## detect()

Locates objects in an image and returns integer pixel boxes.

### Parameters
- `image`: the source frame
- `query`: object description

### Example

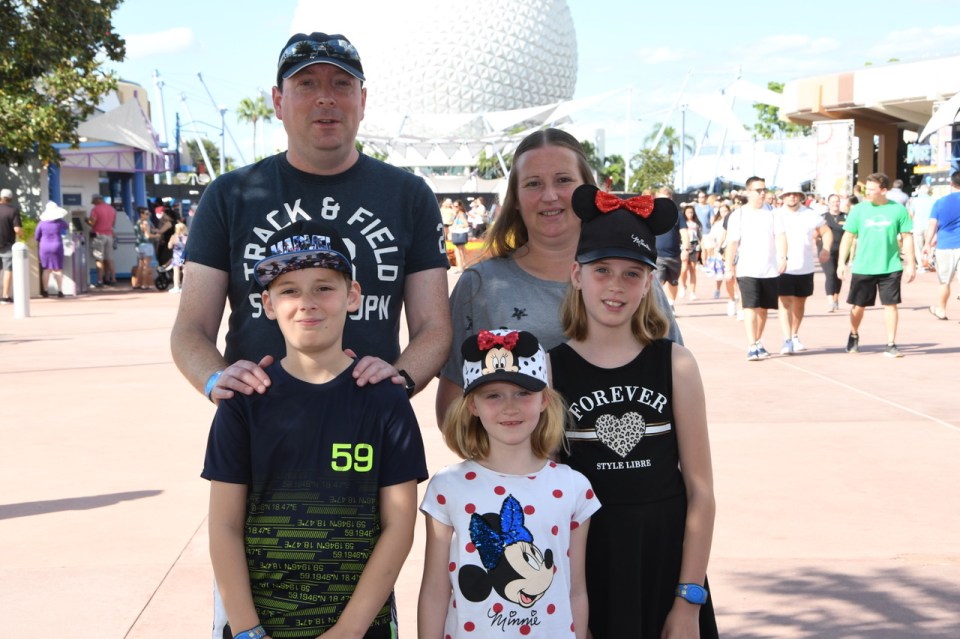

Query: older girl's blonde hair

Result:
[442,386,568,460]
[560,263,669,344]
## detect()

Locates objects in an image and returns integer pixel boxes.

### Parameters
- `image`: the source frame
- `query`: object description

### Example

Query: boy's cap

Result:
[0,188,13,199]
[461,329,547,395]
[254,219,353,287]
[573,184,679,269]
[277,32,365,87]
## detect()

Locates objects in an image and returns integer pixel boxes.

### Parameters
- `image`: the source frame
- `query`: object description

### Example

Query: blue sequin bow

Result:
[468,495,533,570]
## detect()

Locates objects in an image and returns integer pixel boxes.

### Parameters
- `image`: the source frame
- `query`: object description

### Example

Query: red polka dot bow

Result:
[477,329,519,351]
[595,190,654,218]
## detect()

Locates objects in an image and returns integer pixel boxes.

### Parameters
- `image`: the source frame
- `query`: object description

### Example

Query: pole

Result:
[680,104,687,193]
[219,106,227,176]
[179,94,217,180]
[12,242,30,318]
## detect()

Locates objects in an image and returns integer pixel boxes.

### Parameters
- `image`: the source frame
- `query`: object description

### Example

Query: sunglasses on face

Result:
[278,39,361,68]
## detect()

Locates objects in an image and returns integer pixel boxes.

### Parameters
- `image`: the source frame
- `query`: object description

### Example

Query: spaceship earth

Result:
[290,0,578,114]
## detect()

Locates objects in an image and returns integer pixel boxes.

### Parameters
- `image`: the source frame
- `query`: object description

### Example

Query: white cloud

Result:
[124,28,196,59]
[869,24,960,60]
[636,47,694,65]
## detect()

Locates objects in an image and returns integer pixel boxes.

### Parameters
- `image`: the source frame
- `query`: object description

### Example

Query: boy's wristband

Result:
[233,625,266,639]
[204,370,224,402]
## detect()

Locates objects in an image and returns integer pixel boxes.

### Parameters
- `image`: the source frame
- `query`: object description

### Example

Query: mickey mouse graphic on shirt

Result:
[458,494,555,607]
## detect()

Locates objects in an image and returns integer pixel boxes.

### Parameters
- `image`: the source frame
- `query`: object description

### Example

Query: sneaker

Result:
[168,287,182,294]
[726,300,737,317]
[688,292,697,301]
[713,290,721,299]
[747,346,760,361]
[780,339,794,355]
[677,287,686,299]
[827,300,839,313]
[56,291,65,298]
[845,333,859,353]
[791,336,807,352]
[91,282,103,289]
[755,343,771,359]
[0,297,11,304]
[884,343,904,358]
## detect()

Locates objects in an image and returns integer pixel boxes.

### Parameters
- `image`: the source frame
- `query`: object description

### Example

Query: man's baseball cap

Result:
[780,185,805,196]
[253,219,353,288]
[276,32,365,87]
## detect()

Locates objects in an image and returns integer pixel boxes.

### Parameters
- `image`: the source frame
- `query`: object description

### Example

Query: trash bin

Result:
[62,217,89,296]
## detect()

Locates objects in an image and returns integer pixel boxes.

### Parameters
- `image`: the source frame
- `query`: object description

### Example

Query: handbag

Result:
[451,231,469,246]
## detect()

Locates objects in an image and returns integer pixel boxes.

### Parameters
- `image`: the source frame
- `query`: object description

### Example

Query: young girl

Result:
[550,185,718,639]
[166,221,188,293]
[419,328,600,639]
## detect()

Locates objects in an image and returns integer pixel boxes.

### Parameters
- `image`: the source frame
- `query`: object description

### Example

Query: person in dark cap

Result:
[172,32,451,639]
[173,32,450,407]
[550,184,719,639]
[204,218,427,639]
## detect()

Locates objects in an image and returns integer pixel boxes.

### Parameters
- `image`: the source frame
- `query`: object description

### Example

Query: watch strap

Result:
[398,368,416,397]
[204,370,223,402]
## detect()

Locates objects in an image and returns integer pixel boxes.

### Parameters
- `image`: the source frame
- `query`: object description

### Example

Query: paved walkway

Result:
[1,268,957,638]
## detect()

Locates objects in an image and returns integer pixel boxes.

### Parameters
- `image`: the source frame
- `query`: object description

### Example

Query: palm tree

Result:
[236,95,274,160]
[643,124,696,159]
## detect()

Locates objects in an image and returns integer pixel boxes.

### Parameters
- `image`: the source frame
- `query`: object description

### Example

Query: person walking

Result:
[0,188,23,303]
[922,170,960,321]
[87,194,116,287]
[838,172,915,357]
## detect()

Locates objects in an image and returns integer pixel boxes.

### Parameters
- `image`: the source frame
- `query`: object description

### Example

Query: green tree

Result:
[0,0,125,165]
[236,94,273,161]
[578,140,605,176]
[475,148,507,179]
[602,154,626,191]
[185,138,234,175]
[628,148,674,193]
[356,140,388,162]
[749,81,810,140]
[643,124,695,160]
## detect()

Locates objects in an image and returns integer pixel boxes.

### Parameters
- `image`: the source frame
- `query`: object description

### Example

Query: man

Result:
[909,184,936,270]
[86,194,117,287]
[776,186,833,354]
[724,176,787,360]
[172,31,450,400]
[653,185,688,310]
[171,32,451,639]
[838,172,915,357]
[923,170,960,320]
[694,190,714,234]
[0,188,23,304]
[886,179,910,206]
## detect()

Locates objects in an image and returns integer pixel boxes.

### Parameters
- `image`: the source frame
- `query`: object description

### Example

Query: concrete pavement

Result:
[1,267,957,637]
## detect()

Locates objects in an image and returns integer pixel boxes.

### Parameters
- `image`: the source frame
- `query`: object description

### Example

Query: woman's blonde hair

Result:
[560,263,669,343]
[442,386,568,460]
[484,128,596,258]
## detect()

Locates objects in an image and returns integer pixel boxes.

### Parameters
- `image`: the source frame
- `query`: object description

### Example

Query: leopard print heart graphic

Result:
[595,412,646,458]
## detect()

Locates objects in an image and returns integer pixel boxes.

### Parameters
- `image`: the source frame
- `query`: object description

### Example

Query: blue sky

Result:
[107,0,960,163]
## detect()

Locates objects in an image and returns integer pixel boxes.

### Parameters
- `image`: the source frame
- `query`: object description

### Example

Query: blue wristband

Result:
[204,370,223,402]
[233,625,266,639]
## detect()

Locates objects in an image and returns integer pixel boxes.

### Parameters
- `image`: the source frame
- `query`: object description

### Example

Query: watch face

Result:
[679,584,708,604]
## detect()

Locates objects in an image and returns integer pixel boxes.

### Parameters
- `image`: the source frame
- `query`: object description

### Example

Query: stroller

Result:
[154,260,174,291]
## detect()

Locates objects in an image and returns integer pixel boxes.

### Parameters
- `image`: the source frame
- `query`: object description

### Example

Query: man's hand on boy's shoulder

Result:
[347,350,405,389]
[209,355,274,404]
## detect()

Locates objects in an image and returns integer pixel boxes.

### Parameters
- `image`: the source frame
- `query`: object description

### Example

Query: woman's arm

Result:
[208,481,263,635]
[663,344,716,638]
[417,514,454,639]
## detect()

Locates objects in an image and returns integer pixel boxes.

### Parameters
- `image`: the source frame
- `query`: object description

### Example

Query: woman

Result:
[434,128,683,424]
[132,207,156,290]
[822,193,851,312]
[35,202,69,298]
[448,200,471,273]
[679,204,702,300]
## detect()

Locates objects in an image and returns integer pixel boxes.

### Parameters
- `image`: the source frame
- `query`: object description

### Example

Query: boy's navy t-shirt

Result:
[202,360,427,638]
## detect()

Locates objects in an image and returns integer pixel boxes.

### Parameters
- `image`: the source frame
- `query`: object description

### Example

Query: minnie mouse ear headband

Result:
[461,329,548,395]
[572,184,679,268]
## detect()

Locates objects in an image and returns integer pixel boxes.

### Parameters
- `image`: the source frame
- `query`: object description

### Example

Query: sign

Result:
[813,119,855,197]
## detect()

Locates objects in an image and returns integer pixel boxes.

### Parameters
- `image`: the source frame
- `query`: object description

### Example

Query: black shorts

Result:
[737,276,779,309]
[778,272,815,297]
[656,256,681,285]
[847,271,903,307]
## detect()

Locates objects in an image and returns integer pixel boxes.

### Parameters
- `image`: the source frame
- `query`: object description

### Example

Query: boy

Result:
[202,219,427,639]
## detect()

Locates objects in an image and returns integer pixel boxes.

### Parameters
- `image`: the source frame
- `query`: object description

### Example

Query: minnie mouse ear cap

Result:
[461,329,548,395]
[572,184,679,268]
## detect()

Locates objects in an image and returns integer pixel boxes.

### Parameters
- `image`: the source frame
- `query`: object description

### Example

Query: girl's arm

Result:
[326,480,419,638]
[417,514,454,639]
[664,344,716,638]
[568,518,591,639]
[208,481,265,636]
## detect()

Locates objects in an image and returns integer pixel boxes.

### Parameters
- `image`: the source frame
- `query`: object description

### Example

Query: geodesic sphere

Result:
[291,0,578,113]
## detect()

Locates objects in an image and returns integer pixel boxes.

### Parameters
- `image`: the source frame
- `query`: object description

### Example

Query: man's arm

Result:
[209,481,262,636]
[328,480,418,638]
[352,267,451,396]
[837,231,855,279]
[170,262,272,402]
[776,232,788,273]
[816,223,833,264]
[924,218,939,252]
[900,232,916,283]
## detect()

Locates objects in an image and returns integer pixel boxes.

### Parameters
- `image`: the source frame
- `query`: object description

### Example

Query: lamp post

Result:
[218,105,227,177]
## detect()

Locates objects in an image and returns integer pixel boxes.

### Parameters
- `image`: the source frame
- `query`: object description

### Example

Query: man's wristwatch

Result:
[398,369,416,398]
[676,583,709,605]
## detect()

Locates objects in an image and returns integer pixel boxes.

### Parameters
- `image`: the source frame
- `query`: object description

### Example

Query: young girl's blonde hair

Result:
[559,264,669,344]
[442,385,568,460]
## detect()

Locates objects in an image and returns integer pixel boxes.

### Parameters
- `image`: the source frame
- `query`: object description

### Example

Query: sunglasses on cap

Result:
[278,38,361,68]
